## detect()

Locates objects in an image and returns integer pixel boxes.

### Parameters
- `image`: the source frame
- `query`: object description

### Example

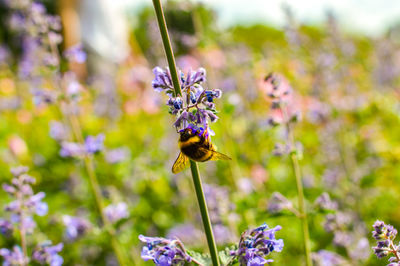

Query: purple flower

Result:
[84,134,105,154]
[152,67,174,93]
[59,142,85,157]
[32,241,64,266]
[213,224,235,245]
[231,223,284,265]
[139,235,193,265]
[314,192,338,211]
[267,192,293,213]
[2,167,48,234]
[312,250,347,266]
[62,72,82,100]
[166,224,203,246]
[152,66,222,132]
[0,219,13,235]
[372,221,400,263]
[104,202,129,224]
[10,166,29,177]
[0,246,29,266]
[62,215,91,240]
[63,44,86,63]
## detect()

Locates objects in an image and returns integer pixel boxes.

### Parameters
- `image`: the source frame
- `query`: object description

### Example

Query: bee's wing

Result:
[172,152,189,174]
[210,151,232,161]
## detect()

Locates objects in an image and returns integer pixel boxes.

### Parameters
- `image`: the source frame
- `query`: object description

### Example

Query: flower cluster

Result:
[32,241,64,266]
[5,0,62,78]
[267,192,294,214]
[2,166,48,234]
[139,235,193,265]
[262,73,300,126]
[0,166,64,266]
[152,67,222,131]
[0,246,28,266]
[231,223,284,265]
[372,220,400,264]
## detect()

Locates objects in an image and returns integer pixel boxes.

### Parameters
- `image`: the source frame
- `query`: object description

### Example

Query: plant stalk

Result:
[281,105,312,266]
[151,1,220,264]
[190,161,220,266]
[152,0,182,97]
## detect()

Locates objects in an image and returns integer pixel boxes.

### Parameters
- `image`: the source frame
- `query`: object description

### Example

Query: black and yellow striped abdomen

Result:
[178,134,215,162]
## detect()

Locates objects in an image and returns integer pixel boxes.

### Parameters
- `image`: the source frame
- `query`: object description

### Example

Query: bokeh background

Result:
[1,0,400,265]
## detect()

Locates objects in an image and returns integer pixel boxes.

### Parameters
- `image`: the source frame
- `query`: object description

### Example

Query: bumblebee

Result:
[172,125,231,173]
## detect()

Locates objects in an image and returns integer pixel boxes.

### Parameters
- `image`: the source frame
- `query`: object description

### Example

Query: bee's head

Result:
[179,127,196,141]
[179,124,204,141]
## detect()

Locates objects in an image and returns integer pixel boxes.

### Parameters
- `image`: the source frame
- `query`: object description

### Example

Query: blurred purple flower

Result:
[139,235,193,265]
[0,246,29,266]
[0,219,13,236]
[262,73,301,126]
[312,250,347,266]
[2,167,48,234]
[104,202,129,224]
[231,223,284,265]
[204,184,231,224]
[32,241,64,266]
[167,224,203,246]
[314,192,338,211]
[213,224,235,245]
[59,142,85,158]
[267,192,293,213]
[62,215,91,240]
[84,134,105,154]
[63,44,86,63]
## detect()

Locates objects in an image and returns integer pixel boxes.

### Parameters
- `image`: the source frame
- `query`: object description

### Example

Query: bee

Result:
[172,125,231,173]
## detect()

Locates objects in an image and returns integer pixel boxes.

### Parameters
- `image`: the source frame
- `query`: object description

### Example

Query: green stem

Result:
[190,161,220,266]
[152,0,182,97]
[290,153,312,266]
[151,0,220,265]
[281,106,312,266]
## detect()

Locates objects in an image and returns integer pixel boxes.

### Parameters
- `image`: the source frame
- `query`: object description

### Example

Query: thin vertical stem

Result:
[151,1,220,264]
[152,0,182,97]
[190,161,220,266]
[281,105,312,266]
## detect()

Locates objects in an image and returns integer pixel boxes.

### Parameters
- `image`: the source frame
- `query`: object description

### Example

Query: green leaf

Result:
[218,245,238,266]
[187,250,212,266]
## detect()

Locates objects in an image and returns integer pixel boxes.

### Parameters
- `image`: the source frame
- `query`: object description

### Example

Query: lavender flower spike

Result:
[152,66,223,131]
[32,241,64,266]
[231,223,284,265]
[139,235,193,265]
[372,220,400,263]
[0,246,29,266]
